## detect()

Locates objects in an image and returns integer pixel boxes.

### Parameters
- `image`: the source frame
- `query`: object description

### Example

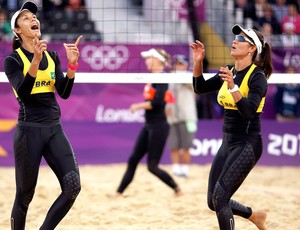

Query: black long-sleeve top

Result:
[4,46,74,125]
[193,64,268,134]
[145,83,168,124]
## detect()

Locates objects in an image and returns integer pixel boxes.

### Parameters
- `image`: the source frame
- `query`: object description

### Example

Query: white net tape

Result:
[0,72,298,84]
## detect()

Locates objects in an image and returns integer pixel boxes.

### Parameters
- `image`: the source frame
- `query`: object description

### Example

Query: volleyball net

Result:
[0,72,298,84]
[1,1,300,83]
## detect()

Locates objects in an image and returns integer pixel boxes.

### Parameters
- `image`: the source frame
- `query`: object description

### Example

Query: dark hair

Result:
[12,36,22,50]
[252,29,273,79]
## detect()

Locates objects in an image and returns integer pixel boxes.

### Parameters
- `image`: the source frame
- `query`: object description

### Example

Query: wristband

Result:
[68,63,78,71]
[228,84,239,93]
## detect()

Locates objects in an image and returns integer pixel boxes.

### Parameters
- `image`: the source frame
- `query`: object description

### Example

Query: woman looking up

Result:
[190,24,273,230]
[4,1,82,229]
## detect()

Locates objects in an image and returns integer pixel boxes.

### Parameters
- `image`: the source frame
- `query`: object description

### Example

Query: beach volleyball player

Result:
[4,1,82,229]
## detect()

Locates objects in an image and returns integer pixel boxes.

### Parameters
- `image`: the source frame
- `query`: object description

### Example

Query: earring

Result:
[248,52,251,56]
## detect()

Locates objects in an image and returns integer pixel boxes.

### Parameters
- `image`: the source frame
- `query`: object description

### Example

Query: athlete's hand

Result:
[64,35,83,66]
[190,40,205,64]
[219,66,235,89]
[129,103,138,113]
[33,33,47,62]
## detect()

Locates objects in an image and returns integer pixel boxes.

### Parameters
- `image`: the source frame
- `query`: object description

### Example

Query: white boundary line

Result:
[0,72,299,84]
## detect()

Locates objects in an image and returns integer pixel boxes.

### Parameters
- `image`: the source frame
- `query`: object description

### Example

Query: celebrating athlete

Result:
[4,1,82,229]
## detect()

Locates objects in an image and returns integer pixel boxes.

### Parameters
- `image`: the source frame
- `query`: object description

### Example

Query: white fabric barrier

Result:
[0,72,299,84]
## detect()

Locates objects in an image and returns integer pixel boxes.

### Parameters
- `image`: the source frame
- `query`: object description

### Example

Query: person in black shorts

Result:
[4,2,82,229]
[112,48,182,198]
[190,24,273,230]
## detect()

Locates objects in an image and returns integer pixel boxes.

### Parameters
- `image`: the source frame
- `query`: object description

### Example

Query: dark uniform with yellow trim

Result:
[4,46,80,230]
[193,63,267,228]
[117,83,180,194]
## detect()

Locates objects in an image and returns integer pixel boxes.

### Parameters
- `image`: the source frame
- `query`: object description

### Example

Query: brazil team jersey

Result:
[4,46,74,124]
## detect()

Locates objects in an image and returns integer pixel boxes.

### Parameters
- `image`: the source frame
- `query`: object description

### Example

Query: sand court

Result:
[0,164,299,229]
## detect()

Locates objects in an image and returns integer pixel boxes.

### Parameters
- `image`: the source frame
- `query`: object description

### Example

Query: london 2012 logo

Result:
[81,45,130,71]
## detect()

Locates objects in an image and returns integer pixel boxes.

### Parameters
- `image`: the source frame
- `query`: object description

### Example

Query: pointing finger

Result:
[75,35,83,46]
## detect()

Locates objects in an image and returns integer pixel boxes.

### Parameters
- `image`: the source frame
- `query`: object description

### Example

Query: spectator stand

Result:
[40,5,102,42]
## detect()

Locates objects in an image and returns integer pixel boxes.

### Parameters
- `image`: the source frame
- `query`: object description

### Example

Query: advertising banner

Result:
[0,42,189,73]
[1,42,298,73]
[272,47,300,72]
[1,82,299,167]
[1,119,300,167]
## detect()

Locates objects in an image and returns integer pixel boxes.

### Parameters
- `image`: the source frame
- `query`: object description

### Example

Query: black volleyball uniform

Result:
[193,64,267,230]
[117,83,179,193]
[4,46,81,230]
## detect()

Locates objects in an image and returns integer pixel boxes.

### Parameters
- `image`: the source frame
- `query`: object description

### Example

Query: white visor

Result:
[232,24,262,55]
[141,48,166,63]
[11,1,37,37]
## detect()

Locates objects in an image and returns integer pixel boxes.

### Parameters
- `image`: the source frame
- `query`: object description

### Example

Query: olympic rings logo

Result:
[81,45,130,70]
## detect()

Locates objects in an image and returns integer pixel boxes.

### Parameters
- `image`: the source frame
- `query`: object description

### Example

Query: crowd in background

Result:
[233,0,300,48]
[0,0,85,12]
[0,0,87,41]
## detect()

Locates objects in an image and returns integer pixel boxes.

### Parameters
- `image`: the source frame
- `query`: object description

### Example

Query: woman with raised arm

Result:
[190,24,273,230]
[4,1,82,229]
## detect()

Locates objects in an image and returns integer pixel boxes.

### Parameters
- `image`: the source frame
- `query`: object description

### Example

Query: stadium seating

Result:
[41,9,102,42]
